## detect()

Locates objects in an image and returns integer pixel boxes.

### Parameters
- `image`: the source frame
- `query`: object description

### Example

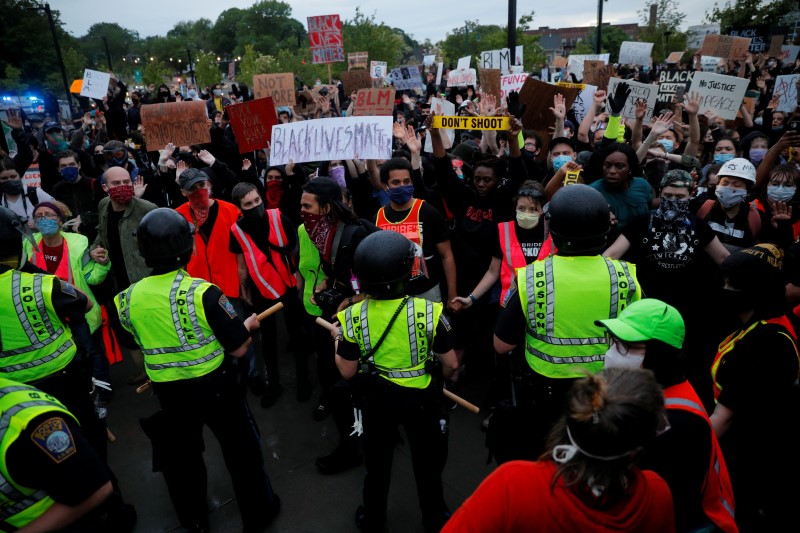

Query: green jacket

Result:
[92,196,156,289]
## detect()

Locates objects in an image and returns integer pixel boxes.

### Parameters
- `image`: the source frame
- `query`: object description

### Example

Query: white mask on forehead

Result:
[603,343,644,369]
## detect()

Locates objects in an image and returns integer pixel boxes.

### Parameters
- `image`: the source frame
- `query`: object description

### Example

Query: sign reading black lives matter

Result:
[688,71,748,120]
[657,70,694,105]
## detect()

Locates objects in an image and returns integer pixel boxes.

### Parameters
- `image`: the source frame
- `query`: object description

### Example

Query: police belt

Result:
[359,361,427,379]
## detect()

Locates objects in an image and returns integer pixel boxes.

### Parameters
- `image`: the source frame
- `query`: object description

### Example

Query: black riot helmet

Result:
[353,230,415,298]
[546,184,610,256]
[136,208,194,270]
[0,206,37,268]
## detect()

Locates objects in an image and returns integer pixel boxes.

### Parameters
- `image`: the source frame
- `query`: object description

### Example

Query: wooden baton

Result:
[107,428,117,443]
[315,316,479,414]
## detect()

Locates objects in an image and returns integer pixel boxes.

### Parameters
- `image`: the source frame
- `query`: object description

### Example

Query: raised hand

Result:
[507,91,526,119]
[242,159,252,171]
[482,93,497,116]
[197,149,216,166]
[650,111,675,136]
[684,91,701,115]
[550,93,566,119]
[634,99,647,120]
[593,89,607,108]
[404,125,421,154]
[608,82,631,115]
[133,174,148,198]
[393,121,406,140]
[508,115,523,136]
[2,109,23,130]
[771,201,792,228]
[175,160,187,182]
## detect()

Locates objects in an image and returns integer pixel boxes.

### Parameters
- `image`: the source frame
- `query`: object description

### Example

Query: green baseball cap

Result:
[595,299,685,349]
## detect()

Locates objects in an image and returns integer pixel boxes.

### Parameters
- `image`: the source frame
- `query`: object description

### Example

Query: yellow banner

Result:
[432,116,510,130]
[556,82,586,90]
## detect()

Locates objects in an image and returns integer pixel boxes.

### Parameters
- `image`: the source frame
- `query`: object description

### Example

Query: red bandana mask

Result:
[188,188,210,227]
[301,211,337,264]
[266,181,284,209]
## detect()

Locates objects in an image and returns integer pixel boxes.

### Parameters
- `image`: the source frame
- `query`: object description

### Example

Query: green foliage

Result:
[0,65,28,94]
[705,0,796,30]
[142,60,170,88]
[583,26,632,62]
[194,52,222,90]
[342,9,408,73]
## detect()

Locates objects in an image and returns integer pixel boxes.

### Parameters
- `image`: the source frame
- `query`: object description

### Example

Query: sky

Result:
[50,0,720,45]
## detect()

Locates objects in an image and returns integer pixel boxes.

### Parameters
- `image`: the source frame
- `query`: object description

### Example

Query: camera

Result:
[316,288,344,309]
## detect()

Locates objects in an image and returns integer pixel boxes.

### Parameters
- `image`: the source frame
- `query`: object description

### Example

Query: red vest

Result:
[663,381,738,533]
[230,208,296,300]
[176,200,241,298]
[29,238,73,284]
[497,221,554,303]
[376,199,425,279]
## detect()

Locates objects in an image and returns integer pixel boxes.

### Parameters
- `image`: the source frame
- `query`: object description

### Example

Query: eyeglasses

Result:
[34,213,60,221]
[605,333,645,355]
[517,187,544,199]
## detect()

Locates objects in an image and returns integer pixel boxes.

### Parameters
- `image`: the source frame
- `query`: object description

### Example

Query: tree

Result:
[194,52,221,90]
[142,59,170,88]
[79,23,141,70]
[167,19,214,52]
[705,0,796,30]
[583,26,632,63]
[637,0,688,62]
[342,9,409,72]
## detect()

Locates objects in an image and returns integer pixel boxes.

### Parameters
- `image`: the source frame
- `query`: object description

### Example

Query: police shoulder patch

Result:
[31,417,77,463]
[59,280,78,298]
[218,295,237,319]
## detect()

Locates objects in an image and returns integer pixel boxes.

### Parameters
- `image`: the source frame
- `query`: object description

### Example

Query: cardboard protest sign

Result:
[79,69,111,100]
[688,71,749,120]
[447,68,477,87]
[141,100,210,151]
[353,88,395,116]
[769,35,785,57]
[370,61,388,80]
[666,51,684,64]
[424,97,456,153]
[308,14,344,64]
[687,23,721,49]
[738,90,758,119]
[457,56,471,71]
[618,42,654,65]
[774,75,800,113]
[270,116,392,165]
[583,62,615,92]
[341,70,373,94]
[700,34,751,60]
[436,62,444,86]
[253,73,296,106]
[552,56,568,69]
[517,77,582,131]
[480,48,512,75]
[432,116,510,130]
[479,69,501,101]
[568,54,609,80]
[782,45,800,63]
[728,25,769,54]
[348,52,368,70]
[657,70,694,105]
[226,97,278,153]
[390,66,423,91]
[501,73,528,100]
[701,56,724,72]
[571,84,597,124]
[606,78,658,122]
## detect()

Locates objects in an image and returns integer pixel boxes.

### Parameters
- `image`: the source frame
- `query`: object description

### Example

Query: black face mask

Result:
[94,154,106,167]
[0,180,24,195]
[243,203,265,221]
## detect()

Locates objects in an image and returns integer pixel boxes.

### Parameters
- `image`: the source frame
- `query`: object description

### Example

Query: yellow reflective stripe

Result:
[604,257,621,318]
[380,369,427,378]
[526,343,604,364]
[146,347,224,370]
[0,340,73,374]
[407,299,418,366]
[619,261,636,307]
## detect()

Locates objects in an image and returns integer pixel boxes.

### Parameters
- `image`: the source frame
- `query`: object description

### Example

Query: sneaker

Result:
[312,399,328,421]
[260,384,283,408]
[315,448,362,475]
[296,380,312,402]
[126,371,148,386]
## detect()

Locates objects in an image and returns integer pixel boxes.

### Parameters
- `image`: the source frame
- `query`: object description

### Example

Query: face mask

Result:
[655,197,690,223]
[159,91,169,97]
[188,90,197,98]
[243,203,265,221]
[213,89,222,97]
[749,148,767,164]
[131,98,139,105]
[523,149,537,158]
[329,166,346,187]
[266,181,283,209]
[767,185,797,202]
[715,186,747,208]
[187,187,210,208]
[713,153,735,165]
[60,166,80,183]
[45,132,68,153]
[516,210,540,229]
[552,154,572,172]
[657,139,674,153]
[603,343,645,370]
[0,180,24,196]
[388,184,415,205]
[35,217,60,237]
[94,154,106,167]
[109,155,128,167]
[107,184,134,205]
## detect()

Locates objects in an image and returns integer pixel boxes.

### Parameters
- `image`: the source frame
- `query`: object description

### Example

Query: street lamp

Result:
[596,0,608,55]
[25,2,73,114]
[664,31,673,62]
[507,0,517,52]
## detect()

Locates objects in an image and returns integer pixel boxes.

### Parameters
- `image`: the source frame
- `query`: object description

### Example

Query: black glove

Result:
[507,91,526,120]
[608,82,631,115]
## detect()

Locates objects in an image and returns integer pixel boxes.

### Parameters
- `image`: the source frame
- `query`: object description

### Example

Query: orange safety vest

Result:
[176,200,241,298]
[711,315,799,401]
[663,381,738,533]
[230,208,296,301]
[29,238,73,285]
[497,221,554,303]
[376,199,425,279]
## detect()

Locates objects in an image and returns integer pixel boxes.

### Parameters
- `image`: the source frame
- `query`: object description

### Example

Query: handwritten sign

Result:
[657,70,694,105]
[479,69,501,102]
[688,71,748,120]
[447,68,477,88]
[701,56,725,72]
[457,56,471,71]
[424,97,456,152]
[141,100,210,151]
[666,51,684,64]
[432,116,510,130]
[354,88,395,116]
[348,52,368,70]
[270,116,393,165]
[79,69,111,100]
[700,34,751,60]
[584,62,615,92]
[571,84,597,124]
[253,73,295,106]
[606,78,658,122]
[774,75,800,113]
[390,66,424,91]
[618,42,654,66]
[687,23,720,49]
[341,70,373,94]
[370,61,388,81]
[480,48,511,75]
[501,73,528,99]
[782,45,800,63]
[517,77,582,132]
[729,25,769,54]
[308,14,344,64]
[226,97,278,153]
[568,54,609,80]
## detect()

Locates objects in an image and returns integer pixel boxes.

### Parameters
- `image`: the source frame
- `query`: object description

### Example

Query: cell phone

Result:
[789,120,800,132]
[675,86,685,103]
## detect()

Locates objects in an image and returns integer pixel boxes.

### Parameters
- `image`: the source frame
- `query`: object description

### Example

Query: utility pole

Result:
[101,36,113,71]
[27,3,74,114]
[187,49,195,85]
[596,0,605,54]
[507,0,517,53]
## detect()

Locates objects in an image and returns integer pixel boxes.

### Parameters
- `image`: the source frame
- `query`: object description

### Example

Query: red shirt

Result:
[443,461,675,533]
[41,241,64,275]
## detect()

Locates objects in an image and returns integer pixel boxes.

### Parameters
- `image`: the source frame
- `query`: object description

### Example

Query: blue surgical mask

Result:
[767,185,797,202]
[713,153,735,165]
[715,186,747,208]
[749,148,767,165]
[657,139,674,153]
[388,184,414,205]
[35,218,60,237]
[552,154,572,172]
[60,166,80,183]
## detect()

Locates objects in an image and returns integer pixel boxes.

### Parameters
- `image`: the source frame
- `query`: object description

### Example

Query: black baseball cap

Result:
[178,168,211,191]
[43,121,62,132]
[548,136,576,153]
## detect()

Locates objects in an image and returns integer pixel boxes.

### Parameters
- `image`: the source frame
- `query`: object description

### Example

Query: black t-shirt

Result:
[378,201,450,295]
[491,222,546,263]
[197,200,220,243]
[494,285,527,346]
[106,208,130,289]
[7,412,110,507]
[338,312,454,361]
[201,284,250,352]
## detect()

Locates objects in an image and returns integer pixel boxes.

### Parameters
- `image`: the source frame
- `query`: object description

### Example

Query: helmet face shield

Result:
[0,207,39,265]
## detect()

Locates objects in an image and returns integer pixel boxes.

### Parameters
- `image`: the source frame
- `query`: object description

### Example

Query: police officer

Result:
[334,230,458,532]
[115,208,280,533]
[492,184,642,462]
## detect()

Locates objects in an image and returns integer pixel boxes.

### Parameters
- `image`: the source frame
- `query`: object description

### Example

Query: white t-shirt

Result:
[1,186,55,223]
